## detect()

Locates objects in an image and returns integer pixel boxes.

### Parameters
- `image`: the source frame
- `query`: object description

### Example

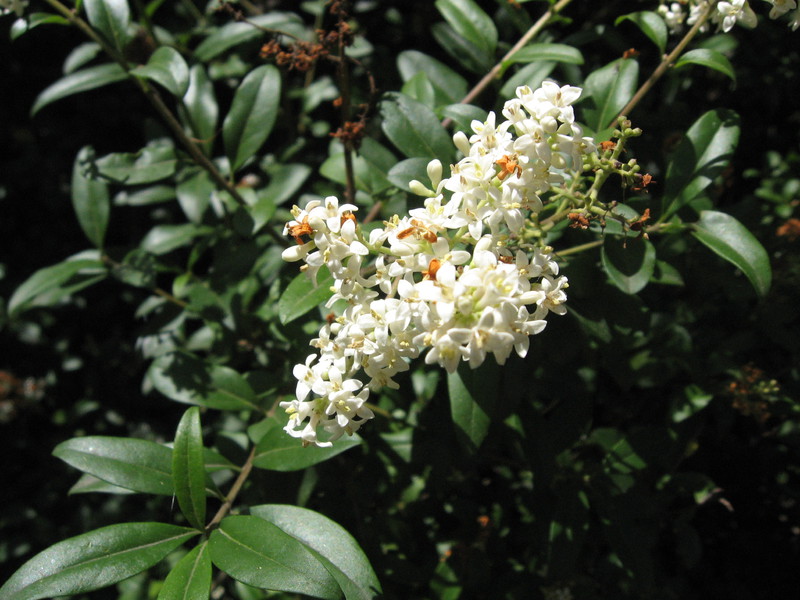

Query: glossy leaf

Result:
[31,63,127,115]
[63,42,102,74]
[173,407,207,530]
[380,92,453,160]
[582,58,639,134]
[181,65,218,157]
[148,352,259,411]
[441,103,488,136]
[401,72,436,107]
[223,64,281,172]
[253,418,361,471]
[503,43,584,68]
[674,48,736,83]
[84,0,130,52]
[397,50,468,105]
[132,46,190,97]
[435,0,497,56]
[94,143,178,185]
[208,516,341,599]
[261,163,312,206]
[601,238,657,294]
[53,436,174,495]
[615,11,668,54]
[278,267,335,325]
[250,505,382,599]
[691,210,771,296]
[71,146,110,248]
[176,169,213,224]
[140,223,214,255]
[7,253,107,318]
[158,542,211,600]
[387,157,431,193]
[500,61,556,99]
[431,22,493,74]
[447,362,500,452]
[194,12,303,62]
[0,523,197,600]
[10,12,68,40]
[662,109,740,217]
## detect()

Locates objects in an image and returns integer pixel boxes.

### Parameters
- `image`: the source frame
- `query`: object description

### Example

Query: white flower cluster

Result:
[279,82,595,446]
[658,0,799,33]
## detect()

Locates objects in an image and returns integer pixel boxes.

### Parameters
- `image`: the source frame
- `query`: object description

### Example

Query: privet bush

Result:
[1,0,799,598]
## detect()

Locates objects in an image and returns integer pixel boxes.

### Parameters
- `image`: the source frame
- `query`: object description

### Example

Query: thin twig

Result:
[206,445,257,532]
[441,0,574,128]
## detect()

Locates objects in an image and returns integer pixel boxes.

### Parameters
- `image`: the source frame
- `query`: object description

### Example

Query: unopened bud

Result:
[427,159,443,188]
[453,131,471,156]
[409,179,434,197]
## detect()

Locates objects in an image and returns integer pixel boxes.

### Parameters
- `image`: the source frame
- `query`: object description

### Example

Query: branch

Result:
[206,445,257,532]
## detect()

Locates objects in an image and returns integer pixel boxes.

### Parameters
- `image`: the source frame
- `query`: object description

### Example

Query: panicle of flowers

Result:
[279,82,597,446]
[658,0,798,32]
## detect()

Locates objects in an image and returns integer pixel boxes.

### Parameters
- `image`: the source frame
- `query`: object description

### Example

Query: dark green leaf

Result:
[447,362,500,452]
[132,46,190,97]
[435,0,497,56]
[615,11,668,54]
[194,13,303,62]
[158,543,211,600]
[672,385,714,423]
[250,505,382,599]
[278,267,335,325]
[503,43,584,69]
[84,0,130,52]
[223,65,281,172]
[148,352,259,411]
[380,92,453,160]
[397,50,468,105]
[253,418,361,471]
[662,109,740,217]
[262,163,312,206]
[440,104,488,136]
[401,72,436,108]
[31,63,127,115]
[500,61,556,99]
[208,516,341,599]
[181,65,217,157]
[431,22,493,74]
[114,185,175,206]
[68,474,135,495]
[72,146,110,248]
[0,523,197,600]
[674,48,736,83]
[176,169,213,223]
[7,253,107,318]
[601,238,656,294]
[10,13,68,41]
[53,436,173,495]
[387,157,430,193]
[140,223,214,255]
[582,59,639,133]
[63,42,102,74]
[173,407,207,530]
[691,210,771,296]
[92,143,177,186]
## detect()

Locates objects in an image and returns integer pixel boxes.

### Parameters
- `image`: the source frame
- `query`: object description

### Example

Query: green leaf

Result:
[499,61,556,99]
[84,0,130,52]
[503,43,584,69]
[223,64,281,172]
[447,362,500,453]
[68,473,136,495]
[208,516,341,599]
[397,50,468,105]
[431,22,493,74]
[10,13,68,41]
[253,418,361,471]
[672,385,714,423]
[662,109,740,217]
[250,505,382,599]
[176,169,213,224]
[674,48,736,83]
[31,63,128,115]
[435,0,497,56]
[601,238,656,294]
[582,58,639,133]
[7,253,107,318]
[158,543,211,600]
[0,523,197,600]
[94,143,178,185]
[148,352,259,411]
[194,12,303,62]
[262,163,312,206]
[53,436,174,495]
[691,210,771,296]
[278,267,335,325]
[63,42,102,74]
[380,92,453,160]
[72,146,110,248]
[173,407,207,530]
[615,11,668,54]
[386,157,431,193]
[181,65,218,157]
[401,72,436,108]
[140,223,214,255]
[440,104,488,136]
[132,46,190,97]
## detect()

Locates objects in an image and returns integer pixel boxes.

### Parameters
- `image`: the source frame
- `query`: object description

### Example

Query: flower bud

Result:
[453,131,471,156]
[426,159,443,188]
[409,179,434,197]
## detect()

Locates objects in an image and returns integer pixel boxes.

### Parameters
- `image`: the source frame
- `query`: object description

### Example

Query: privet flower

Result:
[280,82,597,446]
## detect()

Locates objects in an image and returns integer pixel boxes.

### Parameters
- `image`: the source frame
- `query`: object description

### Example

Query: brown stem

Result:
[206,445,257,532]
[441,0,574,128]
[613,3,715,125]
